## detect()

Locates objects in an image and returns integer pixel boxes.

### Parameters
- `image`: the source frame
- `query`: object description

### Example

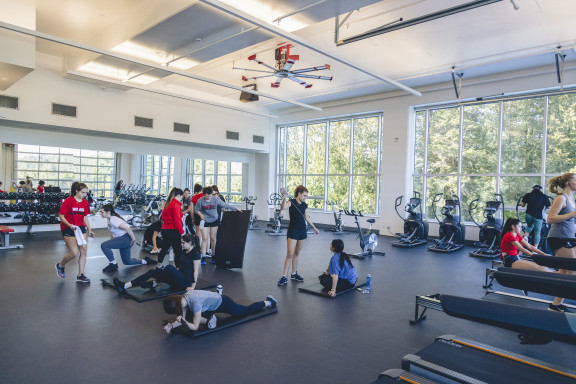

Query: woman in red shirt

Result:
[36,180,45,193]
[157,188,185,267]
[500,218,550,268]
[55,182,94,283]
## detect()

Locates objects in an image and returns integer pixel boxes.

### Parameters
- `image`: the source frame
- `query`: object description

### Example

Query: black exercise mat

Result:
[298,282,366,298]
[167,306,278,338]
[101,277,217,302]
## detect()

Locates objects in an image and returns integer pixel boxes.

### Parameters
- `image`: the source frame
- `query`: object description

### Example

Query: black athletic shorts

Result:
[62,225,86,237]
[204,219,220,228]
[503,255,520,268]
[547,237,576,251]
[194,212,202,226]
[287,229,307,240]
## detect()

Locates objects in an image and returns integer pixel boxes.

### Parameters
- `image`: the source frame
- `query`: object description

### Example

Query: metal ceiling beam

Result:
[337,0,502,46]
[0,20,321,112]
[200,0,422,97]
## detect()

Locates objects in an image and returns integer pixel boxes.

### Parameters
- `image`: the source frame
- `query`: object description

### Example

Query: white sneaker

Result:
[168,252,174,262]
[207,314,217,329]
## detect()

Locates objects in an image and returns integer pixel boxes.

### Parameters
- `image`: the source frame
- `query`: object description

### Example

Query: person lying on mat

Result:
[113,233,201,294]
[162,290,277,334]
[319,239,358,297]
[500,218,569,312]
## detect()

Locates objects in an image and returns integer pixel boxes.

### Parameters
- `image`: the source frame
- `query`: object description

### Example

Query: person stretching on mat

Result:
[546,172,576,312]
[100,204,157,272]
[195,186,241,264]
[156,188,185,267]
[500,217,567,312]
[277,185,319,286]
[143,219,164,254]
[55,182,94,283]
[162,290,277,334]
[319,239,358,297]
[114,233,202,294]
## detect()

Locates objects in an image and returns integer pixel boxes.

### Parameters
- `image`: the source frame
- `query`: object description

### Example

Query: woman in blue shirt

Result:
[319,239,358,297]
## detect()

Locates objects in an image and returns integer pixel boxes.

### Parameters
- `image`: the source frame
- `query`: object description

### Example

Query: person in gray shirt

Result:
[194,186,242,263]
[162,290,277,333]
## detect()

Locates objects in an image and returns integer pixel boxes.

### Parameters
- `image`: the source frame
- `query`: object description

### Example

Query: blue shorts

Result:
[503,255,520,268]
[287,229,307,241]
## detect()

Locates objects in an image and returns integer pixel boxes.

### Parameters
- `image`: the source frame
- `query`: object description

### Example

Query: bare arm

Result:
[304,208,319,234]
[59,213,74,229]
[280,197,291,211]
[328,274,339,298]
[547,195,576,223]
[152,231,160,251]
[118,222,136,242]
[83,215,94,236]
[186,260,201,292]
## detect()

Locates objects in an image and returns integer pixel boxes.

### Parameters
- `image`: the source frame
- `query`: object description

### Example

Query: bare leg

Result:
[61,236,80,267]
[200,228,210,256]
[550,247,576,305]
[291,239,305,274]
[283,238,305,276]
[210,226,218,255]
[77,234,88,275]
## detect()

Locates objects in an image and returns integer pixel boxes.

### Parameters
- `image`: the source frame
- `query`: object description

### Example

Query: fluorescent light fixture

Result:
[77,62,127,81]
[220,0,309,31]
[112,41,200,70]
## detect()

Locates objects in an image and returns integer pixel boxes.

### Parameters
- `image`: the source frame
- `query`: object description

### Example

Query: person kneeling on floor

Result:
[319,239,358,297]
[114,233,201,293]
[162,289,277,334]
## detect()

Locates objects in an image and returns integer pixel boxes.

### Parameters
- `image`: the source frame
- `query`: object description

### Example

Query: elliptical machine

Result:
[324,200,349,234]
[344,210,385,259]
[391,191,429,248]
[428,193,466,253]
[468,194,504,258]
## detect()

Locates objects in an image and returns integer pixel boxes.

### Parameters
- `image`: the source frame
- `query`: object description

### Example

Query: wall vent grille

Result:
[253,135,264,144]
[135,116,153,128]
[52,103,77,117]
[0,95,19,109]
[174,122,190,133]
[226,131,239,140]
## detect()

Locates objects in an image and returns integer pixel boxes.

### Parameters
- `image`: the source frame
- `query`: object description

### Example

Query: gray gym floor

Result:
[0,225,574,384]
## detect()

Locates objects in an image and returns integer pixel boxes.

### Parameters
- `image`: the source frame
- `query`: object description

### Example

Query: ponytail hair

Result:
[331,239,354,269]
[547,173,575,195]
[182,233,200,249]
[163,295,184,316]
[71,182,88,196]
[101,204,124,221]
[501,218,521,240]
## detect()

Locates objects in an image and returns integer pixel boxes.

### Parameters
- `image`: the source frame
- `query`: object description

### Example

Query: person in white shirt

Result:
[99,204,157,272]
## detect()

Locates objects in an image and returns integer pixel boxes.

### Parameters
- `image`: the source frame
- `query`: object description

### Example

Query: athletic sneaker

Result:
[206,250,212,256]
[55,263,65,278]
[548,303,574,313]
[277,276,288,286]
[291,273,304,282]
[76,274,91,284]
[144,256,158,265]
[113,277,126,293]
[102,263,118,272]
[207,314,217,329]
[201,257,207,265]
[266,295,278,308]
[211,258,216,264]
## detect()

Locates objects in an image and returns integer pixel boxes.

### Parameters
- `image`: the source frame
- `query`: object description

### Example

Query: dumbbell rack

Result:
[0,192,67,234]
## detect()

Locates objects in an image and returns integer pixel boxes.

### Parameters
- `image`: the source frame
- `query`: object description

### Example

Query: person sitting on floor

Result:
[162,290,277,334]
[500,218,569,312]
[319,239,358,297]
[113,233,202,293]
[100,204,157,272]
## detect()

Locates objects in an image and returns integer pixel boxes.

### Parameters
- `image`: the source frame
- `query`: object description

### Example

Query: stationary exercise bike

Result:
[391,191,429,248]
[468,194,504,258]
[428,193,466,253]
[324,200,349,234]
[344,210,385,259]
[265,193,286,236]
[241,196,260,230]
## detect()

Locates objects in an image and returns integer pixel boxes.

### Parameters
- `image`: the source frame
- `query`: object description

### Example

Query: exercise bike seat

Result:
[366,219,376,224]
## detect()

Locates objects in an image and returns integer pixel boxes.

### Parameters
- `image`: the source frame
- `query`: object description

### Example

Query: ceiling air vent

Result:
[226,131,239,140]
[135,116,153,128]
[253,135,264,144]
[52,103,77,117]
[0,95,19,109]
[174,122,190,133]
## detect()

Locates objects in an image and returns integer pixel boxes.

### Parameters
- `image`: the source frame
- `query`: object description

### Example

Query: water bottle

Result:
[217,284,223,295]
[365,274,371,292]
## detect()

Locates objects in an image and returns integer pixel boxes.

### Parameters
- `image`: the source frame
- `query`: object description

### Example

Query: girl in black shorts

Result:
[277,185,319,286]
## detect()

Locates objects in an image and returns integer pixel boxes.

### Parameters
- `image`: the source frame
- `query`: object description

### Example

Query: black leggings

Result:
[158,229,182,266]
[319,274,355,292]
[212,295,265,317]
[130,265,189,290]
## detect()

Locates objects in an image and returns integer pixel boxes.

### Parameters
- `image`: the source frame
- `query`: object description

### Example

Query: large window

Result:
[185,159,243,203]
[15,144,116,198]
[414,93,576,222]
[140,155,174,197]
[277,114,382,214]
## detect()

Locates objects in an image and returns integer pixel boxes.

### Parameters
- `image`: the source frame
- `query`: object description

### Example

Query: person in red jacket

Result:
[157,188,185,267]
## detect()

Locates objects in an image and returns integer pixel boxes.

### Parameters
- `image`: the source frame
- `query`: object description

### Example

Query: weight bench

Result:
[165,306,278,338]
[0,225,23,250]
[298,282,367,298]
[101,277,217,302]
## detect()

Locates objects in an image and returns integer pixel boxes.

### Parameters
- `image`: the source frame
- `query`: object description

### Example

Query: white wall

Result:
[274,63,576,237]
